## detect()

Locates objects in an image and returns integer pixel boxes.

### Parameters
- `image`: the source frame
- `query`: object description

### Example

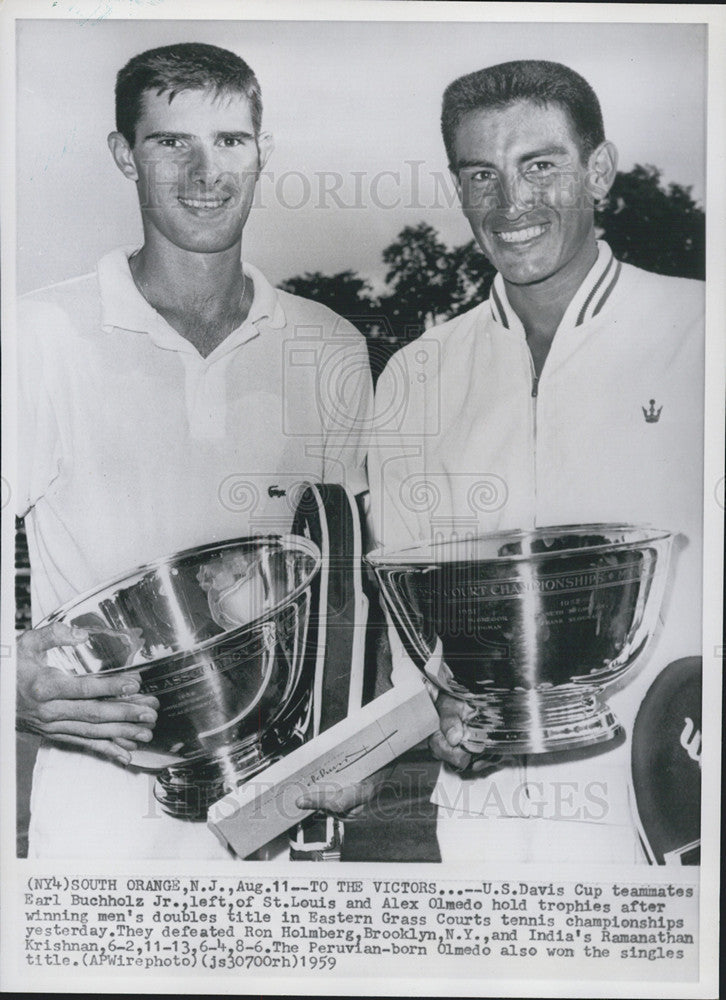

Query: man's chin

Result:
[494,261,553,287]
[475,243,549,285]
[164,231,245,256]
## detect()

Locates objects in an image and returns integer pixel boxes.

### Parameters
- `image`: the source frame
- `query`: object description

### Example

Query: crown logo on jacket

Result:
[642,399,663,423]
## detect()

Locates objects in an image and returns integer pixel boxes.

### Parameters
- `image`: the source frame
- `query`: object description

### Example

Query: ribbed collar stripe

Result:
[575,252,616,326]
[490,283,510,329]
[591,260,622,318]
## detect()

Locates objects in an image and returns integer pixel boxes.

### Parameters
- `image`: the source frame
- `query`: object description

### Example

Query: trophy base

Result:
[461,688,623,755]
[154,733,304,820]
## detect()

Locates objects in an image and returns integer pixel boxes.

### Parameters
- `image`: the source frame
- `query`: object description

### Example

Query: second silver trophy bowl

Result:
[367,524,672,754]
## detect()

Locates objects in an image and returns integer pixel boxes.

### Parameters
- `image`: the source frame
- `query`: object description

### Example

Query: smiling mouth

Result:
[495,224,548,244]
[178,196,230,210]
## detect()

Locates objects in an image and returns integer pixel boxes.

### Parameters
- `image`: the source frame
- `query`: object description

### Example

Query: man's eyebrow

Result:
[457,158,497,171]
[141,130,255,142]
[216,130,256,141]
[457,146,570,170]
[142,131,194,142]
[520,145,570,161]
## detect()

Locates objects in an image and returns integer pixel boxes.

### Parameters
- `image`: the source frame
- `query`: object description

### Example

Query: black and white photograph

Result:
[1,2,723,996]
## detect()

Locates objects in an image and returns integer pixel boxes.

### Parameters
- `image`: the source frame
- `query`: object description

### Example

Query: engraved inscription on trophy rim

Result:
[424,561,645,602]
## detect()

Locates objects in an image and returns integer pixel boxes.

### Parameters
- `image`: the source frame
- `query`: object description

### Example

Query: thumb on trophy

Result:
[429,692,475,770]
[437,692,475,746]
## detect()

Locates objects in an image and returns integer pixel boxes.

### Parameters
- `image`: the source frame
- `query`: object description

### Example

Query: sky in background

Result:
[16,17,707,293]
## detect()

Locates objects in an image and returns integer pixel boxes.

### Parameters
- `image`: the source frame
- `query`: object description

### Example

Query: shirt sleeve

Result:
[16,299,62,517]
[319,321,373,497]
[366,351,429,551]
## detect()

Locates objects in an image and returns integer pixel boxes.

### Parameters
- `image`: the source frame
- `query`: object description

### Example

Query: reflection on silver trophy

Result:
[368,524,673,754]
[40,536,321,818]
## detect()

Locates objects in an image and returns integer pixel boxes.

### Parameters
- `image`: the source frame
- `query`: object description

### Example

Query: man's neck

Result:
[503,242,599,379]
[129,238,251,358]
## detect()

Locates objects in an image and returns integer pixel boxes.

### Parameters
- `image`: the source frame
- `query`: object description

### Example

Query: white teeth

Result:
[179,198,225,209]
[497,225,546,243]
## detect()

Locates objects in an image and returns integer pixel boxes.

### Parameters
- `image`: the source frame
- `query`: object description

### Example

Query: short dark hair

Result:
[442,60,605,168]
[115,42,262,146]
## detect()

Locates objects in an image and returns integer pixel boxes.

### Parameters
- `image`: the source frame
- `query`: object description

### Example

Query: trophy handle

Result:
[289,483,368,860]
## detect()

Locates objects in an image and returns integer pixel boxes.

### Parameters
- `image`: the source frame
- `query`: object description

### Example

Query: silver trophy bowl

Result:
[367,524,673,754]
[40,535,321,817]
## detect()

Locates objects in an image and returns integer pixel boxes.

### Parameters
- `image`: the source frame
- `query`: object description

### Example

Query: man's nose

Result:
[187,143,221,185]
[497,172,536,217]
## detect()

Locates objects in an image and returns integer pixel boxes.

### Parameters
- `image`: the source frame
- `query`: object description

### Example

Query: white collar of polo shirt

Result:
[98,248,287,360]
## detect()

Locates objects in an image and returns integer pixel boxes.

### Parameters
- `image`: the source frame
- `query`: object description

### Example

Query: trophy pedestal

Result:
[462,687,622,755]
[154,735,300,820]
[154,686,313,819]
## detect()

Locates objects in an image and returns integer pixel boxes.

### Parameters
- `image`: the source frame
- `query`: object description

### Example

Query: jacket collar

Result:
[489,241,622,336]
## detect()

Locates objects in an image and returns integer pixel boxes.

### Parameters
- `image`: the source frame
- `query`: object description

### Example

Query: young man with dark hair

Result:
[369,60,703,863]
[440,59,606,166]
[114,42,264,147]
[17,43,373,858]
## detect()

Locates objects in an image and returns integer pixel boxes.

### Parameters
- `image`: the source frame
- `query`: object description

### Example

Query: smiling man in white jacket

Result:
[368,60,703,863]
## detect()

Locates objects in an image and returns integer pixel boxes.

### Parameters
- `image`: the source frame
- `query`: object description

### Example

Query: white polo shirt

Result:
[18,247,373,859]
[369,243,704,862]
[19,248,372,618]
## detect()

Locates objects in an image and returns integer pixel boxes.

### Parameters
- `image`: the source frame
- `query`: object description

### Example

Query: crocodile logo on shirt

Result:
[267,485,286,498]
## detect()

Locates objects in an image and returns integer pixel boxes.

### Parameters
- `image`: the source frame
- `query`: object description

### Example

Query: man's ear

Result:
[257,131,274,173]
[107,132,139,182]
[587,140,618,202]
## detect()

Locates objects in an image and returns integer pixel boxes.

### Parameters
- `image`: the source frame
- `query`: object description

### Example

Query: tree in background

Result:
[278,268,399,380]
[378,224,497,337]
[280,164,704,381]
[279,269,379,328]
[446,239,497,317]
[378,223,458,333]
[595,165,705,279]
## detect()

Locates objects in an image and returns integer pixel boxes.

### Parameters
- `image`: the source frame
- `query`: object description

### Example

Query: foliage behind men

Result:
[281,164,704,380]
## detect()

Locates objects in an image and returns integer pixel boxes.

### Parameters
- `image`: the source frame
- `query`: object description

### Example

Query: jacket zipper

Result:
[524,355,537,794]
[528,356,539,528]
